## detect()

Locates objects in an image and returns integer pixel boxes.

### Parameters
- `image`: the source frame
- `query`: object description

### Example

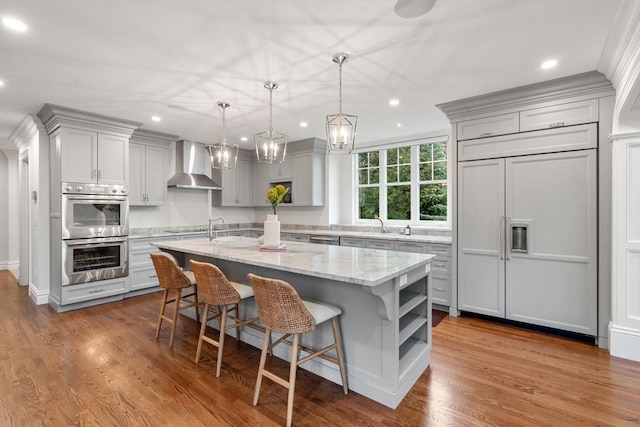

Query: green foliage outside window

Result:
[357,141,448,223]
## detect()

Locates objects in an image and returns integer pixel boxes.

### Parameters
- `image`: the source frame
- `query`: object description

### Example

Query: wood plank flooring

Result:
[1,271,638,426]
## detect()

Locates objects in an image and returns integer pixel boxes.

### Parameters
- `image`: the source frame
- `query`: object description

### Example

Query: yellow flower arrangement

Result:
[266,184,289,215]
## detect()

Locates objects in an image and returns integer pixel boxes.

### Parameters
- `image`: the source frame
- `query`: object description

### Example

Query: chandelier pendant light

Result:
[255,81,287,163]
[326,52,357,154]
[209,102,239,169]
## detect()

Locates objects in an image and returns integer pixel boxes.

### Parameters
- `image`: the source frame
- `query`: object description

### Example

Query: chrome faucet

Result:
[374,215,388,233]
[208,217,225,241]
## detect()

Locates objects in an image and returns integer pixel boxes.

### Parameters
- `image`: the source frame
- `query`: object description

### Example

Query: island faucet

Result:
[374,215,388,233]
[208,217,225,241]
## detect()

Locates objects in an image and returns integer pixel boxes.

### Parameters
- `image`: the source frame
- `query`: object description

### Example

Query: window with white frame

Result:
[356,139,448,224]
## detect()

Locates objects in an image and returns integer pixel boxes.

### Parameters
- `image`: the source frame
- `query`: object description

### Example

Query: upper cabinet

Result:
[280,138,325,207]
[212,149,255,207]
[269,157,293,180]
[457,112,519,141]
[37,104,141,187]
[519,99,599,132]
[129,129,177,206]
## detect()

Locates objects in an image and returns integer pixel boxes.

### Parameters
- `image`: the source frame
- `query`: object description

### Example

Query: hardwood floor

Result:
[1,271,638,426]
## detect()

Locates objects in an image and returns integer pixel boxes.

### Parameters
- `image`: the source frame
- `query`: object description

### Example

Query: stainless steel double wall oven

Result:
[61,183,129,285]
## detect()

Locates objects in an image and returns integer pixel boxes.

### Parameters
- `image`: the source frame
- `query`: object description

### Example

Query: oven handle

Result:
[66,237,128,246]
[63,194,127,202]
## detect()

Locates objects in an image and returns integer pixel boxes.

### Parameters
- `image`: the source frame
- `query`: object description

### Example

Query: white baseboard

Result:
[609,322,640,362]
[29,285,50,305]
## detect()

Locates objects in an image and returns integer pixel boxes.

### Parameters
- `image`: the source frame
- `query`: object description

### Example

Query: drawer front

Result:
[428,243,452,257]
[366,239,395,250]
[457,112,519,141]
[520,99,598,132]
[282,233,310,243]
[131,247,161,267]
[431,274,451,306]
[341,237,366,247]
[394,241,429,253]
[130,267,160,291]
[431,257,450,274]
[62,279,127,304]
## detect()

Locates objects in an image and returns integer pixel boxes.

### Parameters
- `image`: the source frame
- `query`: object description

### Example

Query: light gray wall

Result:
[0,152,8,265]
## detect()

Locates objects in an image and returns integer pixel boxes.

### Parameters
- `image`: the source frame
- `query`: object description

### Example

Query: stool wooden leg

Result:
[216,305,228,378]
[253,327,271,406]
[193,285,200,324]
[286,333,300,427]
[331,317,349,394]
[155,289,169,339]
[169,289,180,348]
[195,304,210,363]
[234,303,240,340]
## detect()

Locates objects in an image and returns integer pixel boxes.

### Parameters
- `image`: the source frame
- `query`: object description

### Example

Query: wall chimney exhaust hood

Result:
[167,140,222,190]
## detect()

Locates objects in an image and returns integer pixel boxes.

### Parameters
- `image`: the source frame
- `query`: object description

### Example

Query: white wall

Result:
[0,152,8,265]
[599,0,640,361]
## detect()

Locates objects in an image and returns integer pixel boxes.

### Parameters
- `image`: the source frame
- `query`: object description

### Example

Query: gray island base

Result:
[154,236,435,409]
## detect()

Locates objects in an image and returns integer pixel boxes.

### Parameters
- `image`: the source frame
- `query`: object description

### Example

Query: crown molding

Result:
[36,103,142,137]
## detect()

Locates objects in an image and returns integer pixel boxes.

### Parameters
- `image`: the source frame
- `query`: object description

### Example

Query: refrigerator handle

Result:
[506,217,512,260]
[499,216,505,260]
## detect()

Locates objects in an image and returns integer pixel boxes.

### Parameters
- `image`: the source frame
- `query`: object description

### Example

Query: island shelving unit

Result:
[154,236,434,409]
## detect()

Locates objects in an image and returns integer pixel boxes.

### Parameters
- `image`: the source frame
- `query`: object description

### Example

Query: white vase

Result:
[264,214,280,247]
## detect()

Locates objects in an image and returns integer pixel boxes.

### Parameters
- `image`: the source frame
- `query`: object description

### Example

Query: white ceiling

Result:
[0,0,622,152]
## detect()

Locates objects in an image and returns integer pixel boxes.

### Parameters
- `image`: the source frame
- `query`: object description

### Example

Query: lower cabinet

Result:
[127,236,178,293]
[427,243,452,307]
[398,271,430,377]
[61,278,127,305]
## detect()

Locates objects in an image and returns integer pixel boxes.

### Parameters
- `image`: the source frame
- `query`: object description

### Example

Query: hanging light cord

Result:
[269,85,274,135]
[338,60,343,115]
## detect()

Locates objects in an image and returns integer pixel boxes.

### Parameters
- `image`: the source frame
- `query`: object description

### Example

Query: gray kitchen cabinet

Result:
[61,277,128,305]
[127,236,174,293]
[54,127,129,186]
[340,237,366,247]
[427,243,452,306]
[395,241,429,253]
[253,161,270,207]
[269,157,293,180]
[456,112,519,141]
[291,152,324,206]
[519,99,598,132]
[281,233,310,243]
[366,239,395,250]
[129,129,176,206]
[213,149,255,207]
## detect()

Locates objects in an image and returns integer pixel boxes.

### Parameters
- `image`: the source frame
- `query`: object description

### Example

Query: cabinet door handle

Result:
[432,248,447,253]
[88,288,104,293]
[506,217,512,260]
[480,132,493,137]
[434,287,445,292]
[98,169,102,179]
[435,263,446,268]
[500,216,505,260]
[549,121,565,128]
[92,169,97,179]
[149,274,157,278]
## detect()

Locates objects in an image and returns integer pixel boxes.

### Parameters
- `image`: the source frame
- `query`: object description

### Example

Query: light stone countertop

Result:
[130,226,451,244]
[153,236,434,287]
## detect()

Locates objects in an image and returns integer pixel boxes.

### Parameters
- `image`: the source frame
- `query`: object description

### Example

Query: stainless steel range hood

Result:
[167,140,222,190]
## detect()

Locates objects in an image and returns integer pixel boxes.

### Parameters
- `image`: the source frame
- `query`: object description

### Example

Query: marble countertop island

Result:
[154,236,435,409]
[153,236,433,287]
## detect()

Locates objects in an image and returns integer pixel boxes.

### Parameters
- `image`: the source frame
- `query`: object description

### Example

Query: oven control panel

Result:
[62,182,128,196]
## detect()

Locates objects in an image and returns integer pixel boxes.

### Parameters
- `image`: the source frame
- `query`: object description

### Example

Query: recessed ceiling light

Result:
[0,80,4,87]
[151,116,161,122]
[541,59,558,70]
[397,123,402,127]
[300,122,308,128]
[2,17,27,32]
[240,136,248,142]
[389,99,400,106]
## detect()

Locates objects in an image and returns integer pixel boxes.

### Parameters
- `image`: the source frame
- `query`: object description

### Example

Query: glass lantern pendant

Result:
[326,53,357,154]
[255,81,287,163]
[209,102,239,169]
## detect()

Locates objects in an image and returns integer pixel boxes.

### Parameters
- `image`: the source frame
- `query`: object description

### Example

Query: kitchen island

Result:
[154,236,435,409]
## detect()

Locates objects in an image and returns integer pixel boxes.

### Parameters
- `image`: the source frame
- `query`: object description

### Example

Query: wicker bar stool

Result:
[248,273,348,427]
[150,252,201,348]
[190,260,263,377]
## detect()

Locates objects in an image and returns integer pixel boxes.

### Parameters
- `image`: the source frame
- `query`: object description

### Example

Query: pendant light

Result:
[326,52,357,154]
[255,81,287,163]
[208,102,239,169]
